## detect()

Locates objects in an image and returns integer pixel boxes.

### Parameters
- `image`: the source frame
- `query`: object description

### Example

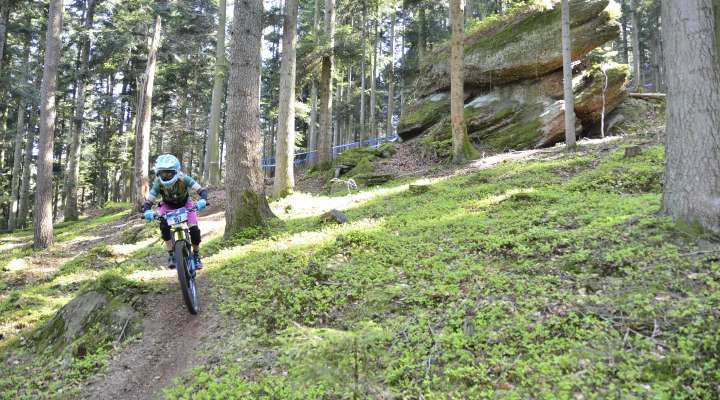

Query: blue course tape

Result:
[261,135,398,168]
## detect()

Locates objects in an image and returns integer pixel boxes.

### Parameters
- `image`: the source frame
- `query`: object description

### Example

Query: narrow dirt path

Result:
[83,279,222,400]
[83,209,226,400]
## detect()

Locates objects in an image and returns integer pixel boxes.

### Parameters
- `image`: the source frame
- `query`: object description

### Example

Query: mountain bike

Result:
[146,206,201,314]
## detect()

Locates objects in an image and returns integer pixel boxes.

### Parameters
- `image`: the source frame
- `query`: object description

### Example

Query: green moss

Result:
[165,136,720,398]
[225,190,275,237]
[397,94,451,135]
[482,118,543,151]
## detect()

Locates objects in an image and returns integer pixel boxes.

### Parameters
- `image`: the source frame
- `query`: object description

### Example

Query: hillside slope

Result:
[3,101,719,399]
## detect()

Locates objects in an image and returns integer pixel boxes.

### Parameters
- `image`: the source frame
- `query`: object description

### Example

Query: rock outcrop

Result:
[33,289,140,358]
[398,0,628,153]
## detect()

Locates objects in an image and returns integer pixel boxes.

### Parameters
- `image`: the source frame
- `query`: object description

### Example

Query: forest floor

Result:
[4,101,720,399]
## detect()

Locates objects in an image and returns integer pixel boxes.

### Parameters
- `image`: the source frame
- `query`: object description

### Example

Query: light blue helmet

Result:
[154,154,181,187]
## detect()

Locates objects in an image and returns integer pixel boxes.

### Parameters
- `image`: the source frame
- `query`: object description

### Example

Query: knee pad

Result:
[159,219,172,241]
[189,225,201,246]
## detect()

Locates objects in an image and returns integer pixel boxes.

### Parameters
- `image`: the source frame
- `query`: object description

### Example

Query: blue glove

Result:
[143,210,155,221]
[197,199,207,210]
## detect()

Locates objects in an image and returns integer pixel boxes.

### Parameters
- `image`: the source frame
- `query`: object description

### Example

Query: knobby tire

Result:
[174,240,199,314]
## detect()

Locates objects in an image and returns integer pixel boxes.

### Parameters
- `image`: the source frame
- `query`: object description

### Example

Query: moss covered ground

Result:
[2,129,718,399]
[165,136,718,399]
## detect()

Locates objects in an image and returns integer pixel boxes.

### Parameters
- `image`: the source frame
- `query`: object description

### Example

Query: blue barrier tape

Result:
[261,135,398,167]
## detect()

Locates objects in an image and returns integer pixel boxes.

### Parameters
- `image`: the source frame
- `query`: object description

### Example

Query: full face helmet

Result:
[154,154,181,187]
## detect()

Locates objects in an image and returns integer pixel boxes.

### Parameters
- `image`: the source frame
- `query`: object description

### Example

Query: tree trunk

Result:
[34,0,65,249]
[8,102,26,231]
[360,2,367,146]
[561,0,576,149]
[272,0,299,198]
[661,0,720,233]
[64,0,97,221]
[418,8,426,65]
[450,0,472,163]
[620,7,629,64]
[386,8,396,137]
[18,119,34,229]
[0,0,10,68]
[203,0,226,186]
[132,15,161,211]
[317,0,335,167]
[369,10,378,142]
[224,0,275,237]
[306,0,320,163]
[630,0,642,92]
[7,36,31,231]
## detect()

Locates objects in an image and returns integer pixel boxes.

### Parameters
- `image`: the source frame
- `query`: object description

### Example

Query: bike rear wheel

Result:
[174,240,199,314]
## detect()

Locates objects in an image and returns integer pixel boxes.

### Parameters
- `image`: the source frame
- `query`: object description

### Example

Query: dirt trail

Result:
[83,209,226,400]
[83,280,222,400]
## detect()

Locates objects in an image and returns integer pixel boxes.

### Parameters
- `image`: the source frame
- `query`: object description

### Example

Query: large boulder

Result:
[33,290,141,358]
[398,0,628,153]
[415,63,629,154]
[417,0,620,96]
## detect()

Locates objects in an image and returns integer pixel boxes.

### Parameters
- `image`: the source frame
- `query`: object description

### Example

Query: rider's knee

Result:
[159,220,172,241]
[189,225,201,246]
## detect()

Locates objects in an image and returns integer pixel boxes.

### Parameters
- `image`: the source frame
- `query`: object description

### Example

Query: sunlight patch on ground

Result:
[465,188,536,211]
[6,258,28,272]
[62,235,103,245]
[126,269,177,282]
[0,242,30,252]
[52,271,101,287]
[207,218,382,264]
[110,238,158,257]
[271,186,408,220]
[0,294,73,345]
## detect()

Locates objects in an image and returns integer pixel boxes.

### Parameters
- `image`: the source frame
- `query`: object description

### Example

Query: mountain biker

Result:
[143,154,208,270]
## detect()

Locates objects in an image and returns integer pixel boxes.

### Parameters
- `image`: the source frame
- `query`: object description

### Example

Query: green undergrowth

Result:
[0,204,170,399]
[166,139,720,399]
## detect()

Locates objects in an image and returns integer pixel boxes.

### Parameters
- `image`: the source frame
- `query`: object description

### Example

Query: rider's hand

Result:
[143,210,155,221]
[197,199,207,210]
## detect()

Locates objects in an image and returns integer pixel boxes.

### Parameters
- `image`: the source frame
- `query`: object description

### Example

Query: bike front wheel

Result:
[174,240,199,314]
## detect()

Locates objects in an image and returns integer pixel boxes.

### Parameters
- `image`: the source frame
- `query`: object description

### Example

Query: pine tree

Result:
[34,0,65,249]
[224,0,275,236]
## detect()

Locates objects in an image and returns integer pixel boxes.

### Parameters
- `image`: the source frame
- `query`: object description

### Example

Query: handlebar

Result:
[140,205,200,221]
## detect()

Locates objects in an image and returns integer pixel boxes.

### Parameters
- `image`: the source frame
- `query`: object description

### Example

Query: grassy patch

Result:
[166,140,719,399]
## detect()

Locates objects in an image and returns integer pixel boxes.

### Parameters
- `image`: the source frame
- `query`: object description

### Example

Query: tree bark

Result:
[317,0,335,167]
[7,35,31,231]
[0,0,10,68]
[272,0,299,198]
[450,0,471,162]
[8,101,26,231]
[630,0,642,91]
[203,0,226,186]
[561,0,576,149]
[369,10,378,141]
[661,0,720,233]
[360,2,367,146]
[307,0,320,162]
[418,8,426,65]
[18,118,34,229]
[34,0,65,249]
[132,15,161,211]
[224,0,275,237]
[64,0,97,221]
[386,8,396,137]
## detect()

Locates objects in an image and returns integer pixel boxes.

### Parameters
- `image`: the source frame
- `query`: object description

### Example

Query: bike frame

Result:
[151,206,200,313]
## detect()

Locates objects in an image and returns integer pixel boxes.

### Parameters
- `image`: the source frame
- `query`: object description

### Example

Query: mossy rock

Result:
[33,289,141,358]
[397,92,451,140]
[417,0,620,96]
